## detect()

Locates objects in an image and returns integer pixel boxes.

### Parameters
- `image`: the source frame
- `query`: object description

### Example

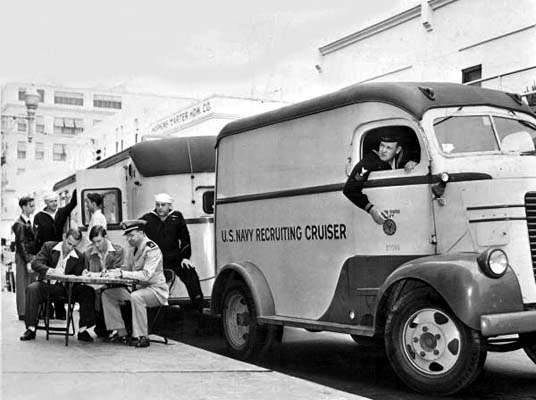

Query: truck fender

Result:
[376,253,524,331]
[211,261,275,320]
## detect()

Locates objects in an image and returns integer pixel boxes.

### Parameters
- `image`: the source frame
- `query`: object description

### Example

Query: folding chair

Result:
[36,294,76,346]
[147,268,176,344]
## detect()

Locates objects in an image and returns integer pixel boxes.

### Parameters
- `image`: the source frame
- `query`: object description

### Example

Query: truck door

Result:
[347,120,435,279]
[75,167,128,250]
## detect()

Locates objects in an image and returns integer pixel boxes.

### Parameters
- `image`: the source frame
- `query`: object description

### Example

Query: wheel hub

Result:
[403,308,461,374]
[412,323,445,361]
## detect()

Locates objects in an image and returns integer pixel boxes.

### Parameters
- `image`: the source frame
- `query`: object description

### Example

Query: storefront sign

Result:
[151,101,212,134]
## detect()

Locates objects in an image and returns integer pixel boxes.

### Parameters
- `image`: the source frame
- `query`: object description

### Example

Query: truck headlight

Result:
[478,249,508,278]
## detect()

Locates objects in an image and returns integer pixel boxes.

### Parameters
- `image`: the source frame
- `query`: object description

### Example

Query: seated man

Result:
[84,225,125,337]
[101,220,169,348]
[20,228,96,342]
[343,131,418,225]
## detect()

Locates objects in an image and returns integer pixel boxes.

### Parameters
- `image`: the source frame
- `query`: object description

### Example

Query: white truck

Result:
[210,82,536,395]
[53,135,216,303]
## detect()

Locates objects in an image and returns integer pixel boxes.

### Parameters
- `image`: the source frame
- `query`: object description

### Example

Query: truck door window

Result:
[81,188,122,227]
[361,125,421,169]
[433,115,499,154]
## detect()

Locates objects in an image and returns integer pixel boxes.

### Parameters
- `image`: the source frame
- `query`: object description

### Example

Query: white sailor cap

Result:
[154,193,173,204]
[43,191,58,201]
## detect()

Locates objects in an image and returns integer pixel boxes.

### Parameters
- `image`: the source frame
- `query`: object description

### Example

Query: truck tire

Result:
[221,281,269,360]
[384,287,486,395]
[521,333,536,365]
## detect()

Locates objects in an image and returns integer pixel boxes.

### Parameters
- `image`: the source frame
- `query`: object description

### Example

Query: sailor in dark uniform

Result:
[343,131,418,225]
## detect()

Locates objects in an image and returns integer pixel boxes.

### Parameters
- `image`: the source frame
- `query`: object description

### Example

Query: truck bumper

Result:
[480,310,536,337]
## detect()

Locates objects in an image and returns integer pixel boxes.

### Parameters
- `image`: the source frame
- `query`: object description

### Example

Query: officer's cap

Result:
[121,219,147,235]
[154,193,173,204]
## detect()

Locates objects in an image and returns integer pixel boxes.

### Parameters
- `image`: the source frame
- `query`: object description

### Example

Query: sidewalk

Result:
[1,291,370,400]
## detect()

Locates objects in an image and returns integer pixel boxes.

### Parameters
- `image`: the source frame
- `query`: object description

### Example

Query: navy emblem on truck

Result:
[383,218,397,236]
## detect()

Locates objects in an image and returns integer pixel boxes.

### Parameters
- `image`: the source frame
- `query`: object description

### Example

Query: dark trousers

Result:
[24,281,95,329]
[166,261,203,305]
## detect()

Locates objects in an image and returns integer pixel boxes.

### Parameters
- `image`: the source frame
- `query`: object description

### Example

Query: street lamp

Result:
[22,87,40,143]
[0,86,40,143]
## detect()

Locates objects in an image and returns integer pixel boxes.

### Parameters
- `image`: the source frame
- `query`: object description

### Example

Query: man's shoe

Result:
[77,331,94,342]
[104,330,129,344]
[20,329,36,341]
[94,327,108,338]
[134,336,150,348]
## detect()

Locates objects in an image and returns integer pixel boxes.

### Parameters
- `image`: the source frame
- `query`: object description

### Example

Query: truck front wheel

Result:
[222,281,269,360]
[385,288,486,395]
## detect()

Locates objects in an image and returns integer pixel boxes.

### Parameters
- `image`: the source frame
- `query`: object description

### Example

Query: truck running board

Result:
[257,315,375,336]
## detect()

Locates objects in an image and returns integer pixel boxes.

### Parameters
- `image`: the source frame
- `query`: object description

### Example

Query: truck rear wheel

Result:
[222,281,269,360]
[385,288,486,395]
[521,333,536,365]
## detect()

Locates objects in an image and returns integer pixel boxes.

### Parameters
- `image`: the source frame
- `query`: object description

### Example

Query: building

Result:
[315,0,536,99]
[143,95,289,141]
[0,82,194,237]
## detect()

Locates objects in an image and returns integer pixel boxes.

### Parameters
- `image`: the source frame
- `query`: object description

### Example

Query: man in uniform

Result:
[101,220,168,348]
[33,190,77,319]
[140,193,203,311]
[343,130,418,225]
[12,196,37,320]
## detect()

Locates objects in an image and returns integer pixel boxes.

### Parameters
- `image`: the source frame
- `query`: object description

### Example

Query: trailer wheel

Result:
[385,288,486,395]
[222,281,269,360]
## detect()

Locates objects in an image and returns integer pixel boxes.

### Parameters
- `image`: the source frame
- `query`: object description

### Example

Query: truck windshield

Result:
[433,115,536,154]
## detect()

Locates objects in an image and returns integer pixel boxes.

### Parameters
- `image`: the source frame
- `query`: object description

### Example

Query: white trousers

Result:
[101,287,161,338]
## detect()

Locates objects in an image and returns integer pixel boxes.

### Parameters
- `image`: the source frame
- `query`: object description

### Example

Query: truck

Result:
[210,82,536,395]
[53,135,216,303]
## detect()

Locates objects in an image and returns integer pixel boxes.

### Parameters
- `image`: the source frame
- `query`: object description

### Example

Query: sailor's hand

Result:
[26,263,33,273]
[370,207,388,225]
[181,259,193,269]
[404,160,418,172]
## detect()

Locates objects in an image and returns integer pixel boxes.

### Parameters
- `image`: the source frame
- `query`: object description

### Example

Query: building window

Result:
[462,65,482,86]
[53,117,84,135]
[54,91,84,106]
[53,143,67,161]
[17,141,27,159]
[17,117,27,133]
[18,88,44,102]
[93,94,122,109]
[16,168,25,176]
[35,142,45,160]
[36,116,45,133]
[93,119,102,126]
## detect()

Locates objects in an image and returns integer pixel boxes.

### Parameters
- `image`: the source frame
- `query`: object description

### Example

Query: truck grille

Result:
[526,192,536,281]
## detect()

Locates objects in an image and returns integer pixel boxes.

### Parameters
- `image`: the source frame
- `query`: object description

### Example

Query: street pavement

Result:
[1,291,371,400]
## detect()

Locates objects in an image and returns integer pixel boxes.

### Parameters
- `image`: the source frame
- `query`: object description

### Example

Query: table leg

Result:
[45,279,51,340]
[65,282,73,347]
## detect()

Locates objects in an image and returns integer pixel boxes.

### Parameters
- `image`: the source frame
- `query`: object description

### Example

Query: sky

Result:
[0,0,416,100]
